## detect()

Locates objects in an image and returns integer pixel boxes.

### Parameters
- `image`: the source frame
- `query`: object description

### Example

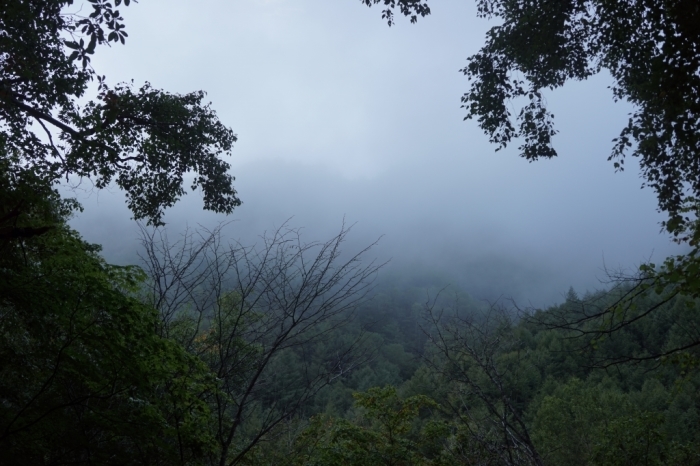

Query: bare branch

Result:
[138,220,384,465]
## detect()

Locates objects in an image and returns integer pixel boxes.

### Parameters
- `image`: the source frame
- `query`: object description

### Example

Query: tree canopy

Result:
[1,0,239,227]
[366,0,700,242]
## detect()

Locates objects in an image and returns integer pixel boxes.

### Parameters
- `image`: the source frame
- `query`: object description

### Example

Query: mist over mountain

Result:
[68,146,682,308]
[61,0,684,308]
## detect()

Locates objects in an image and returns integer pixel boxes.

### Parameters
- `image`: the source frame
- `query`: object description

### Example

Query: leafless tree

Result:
[422,296,544,466]
[138,220,383,466]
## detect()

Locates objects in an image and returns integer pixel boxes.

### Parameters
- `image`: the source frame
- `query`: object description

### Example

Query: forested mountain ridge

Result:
[281,277,700,466]
[3,216,699,465]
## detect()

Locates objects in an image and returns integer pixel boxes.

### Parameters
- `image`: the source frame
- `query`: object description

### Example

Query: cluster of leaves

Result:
[0,204,217,464]
[374,0,700,242]
[1,0,239,227]
[484,0,700,241]
[359,0,431,26]
[293,386,448,466]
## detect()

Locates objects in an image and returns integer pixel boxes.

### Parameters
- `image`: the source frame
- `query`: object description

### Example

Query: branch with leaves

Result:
[1,0,239,227]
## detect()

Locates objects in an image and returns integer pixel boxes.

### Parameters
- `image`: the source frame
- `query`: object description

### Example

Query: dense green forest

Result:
[2,213,699,465]
[3,0,700,464]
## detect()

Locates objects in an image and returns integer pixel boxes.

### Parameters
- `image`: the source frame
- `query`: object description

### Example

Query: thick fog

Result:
[66,0,683,307]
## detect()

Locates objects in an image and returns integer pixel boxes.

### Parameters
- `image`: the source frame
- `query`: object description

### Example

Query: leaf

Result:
[86,35,97,54]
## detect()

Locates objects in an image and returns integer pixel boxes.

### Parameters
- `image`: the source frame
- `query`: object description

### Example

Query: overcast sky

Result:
[67,0,684,307]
